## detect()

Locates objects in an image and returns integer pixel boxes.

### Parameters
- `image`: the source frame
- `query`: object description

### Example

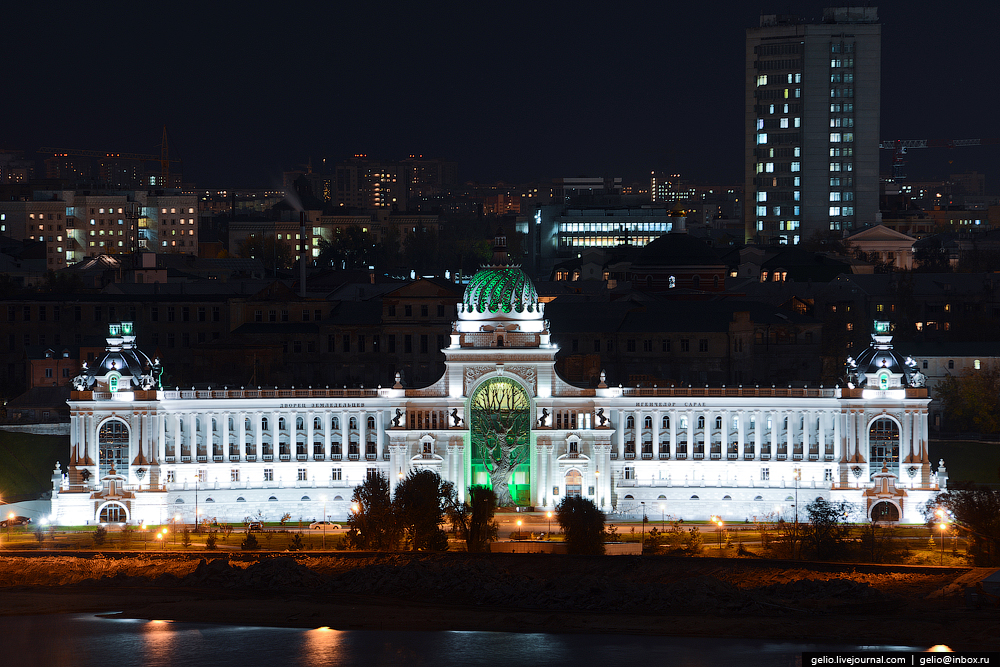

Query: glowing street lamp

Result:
[7,512,14,546]
[712,515,724,555]
[546,511,553,540]
[516,519,522,541]
[935,508,950,565]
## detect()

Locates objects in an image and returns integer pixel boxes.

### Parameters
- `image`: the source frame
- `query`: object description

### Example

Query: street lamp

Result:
[516,519,522,541]
[7,512,14,546]
[793,468,802,559]
[546,511,553,539]
[935,508,950,565]
[713,515,724,555]
[640,502,646,550]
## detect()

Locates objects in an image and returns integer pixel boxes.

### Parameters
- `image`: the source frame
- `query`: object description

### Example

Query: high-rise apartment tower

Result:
[745,7,880,244]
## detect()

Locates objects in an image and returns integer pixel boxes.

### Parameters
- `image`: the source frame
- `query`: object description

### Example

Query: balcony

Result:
[279,454,291,461]
[760,454,770,461]
[641,453,652,460]
[331,454,342,461]
[229,455,241,462]
[744,453,755,460]
[297,454,307,461]
[213,455,223,462]
[676,454,687,460]
[348,453,360,461]
[383,452,390,461]
[263,454,274,462]
[792,453,803,461]
[777,454,787,460]
[693,453,704,460]
[246,455,257,462]
[610,452,619,460]
[197,455,208,463]
[181,456,191,463]
[659,453,670,460]
[824,454,835,461]
[808,454,819,461]
[624,452,636,460]
[313,454,325,461]
[710,453,722,460]
[366,453,376,461]
[728,453,738,460]
[165,456,175,463]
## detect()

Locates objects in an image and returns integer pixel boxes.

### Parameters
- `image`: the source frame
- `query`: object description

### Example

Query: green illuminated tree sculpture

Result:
[471,378,530,507]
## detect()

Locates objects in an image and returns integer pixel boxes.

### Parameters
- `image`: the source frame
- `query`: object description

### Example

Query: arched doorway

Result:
[98,502,129,523]
[470,377,531,506]
[869,418,900,479]
[564,470,582,498]
[98,419,129,480]
[870,501,899,522]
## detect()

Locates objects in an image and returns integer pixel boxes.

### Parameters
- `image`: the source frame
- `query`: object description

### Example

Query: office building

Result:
[745,7,881,244]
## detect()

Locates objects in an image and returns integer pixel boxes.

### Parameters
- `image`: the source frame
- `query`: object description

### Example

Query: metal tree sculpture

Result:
[472,378,529,507]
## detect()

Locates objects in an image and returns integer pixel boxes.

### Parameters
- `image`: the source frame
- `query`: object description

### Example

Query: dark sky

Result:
[7,1,1000,189]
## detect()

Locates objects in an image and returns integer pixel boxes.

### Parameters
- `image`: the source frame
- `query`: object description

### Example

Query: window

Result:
[948,359,954,369]
[680,339,690,353]
[624,466,635,480]
[264,468,273,481]
[297,468,307,481]
[698,339,708,353]
[404,335,412,353]
[342,335,350,353]
[824,468,834,482]
[332,468,342,481]
[761,468,770,481]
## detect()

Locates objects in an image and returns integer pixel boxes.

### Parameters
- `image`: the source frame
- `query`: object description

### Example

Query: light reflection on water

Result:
[3,613,935,667]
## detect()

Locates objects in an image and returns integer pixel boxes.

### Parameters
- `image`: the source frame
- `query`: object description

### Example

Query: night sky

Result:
[7,1,1000,189]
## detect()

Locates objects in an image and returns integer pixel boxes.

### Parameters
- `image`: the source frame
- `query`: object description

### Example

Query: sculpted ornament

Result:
[505,366,537,394]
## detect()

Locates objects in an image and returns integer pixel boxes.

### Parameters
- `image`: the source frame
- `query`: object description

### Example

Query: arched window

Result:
[229,417,235,431]
[690,495,699,500]
[205,497,215,503]
[296,417,304,430]
[783,417,788,429]
[692,275,700,289]
[714,416,722,429]
[662,415,670,429]
[367,416,376,430]
[680,417,688,429]
[301,496,311,501]
[262,417,269,431]
[350,417,358,430]
[268,496,278,502]
[643,416,652,429]
[754,495,763,501]
[278,417,286,431]
[98,419,129,480]
[245,418,251,431]
[99,502,128,523]
[646,276,653,289]
[626,415,635,429]
[668,276,676,289]
[713,275,719,289]
[313,417,321,430]
[697,416,705,429]
[869,417,900,478]
[722,495,732,500]
[332,416,340,430]
[236,497,246,503]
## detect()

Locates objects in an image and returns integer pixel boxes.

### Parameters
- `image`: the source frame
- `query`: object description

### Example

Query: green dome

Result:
[463,266,538,314]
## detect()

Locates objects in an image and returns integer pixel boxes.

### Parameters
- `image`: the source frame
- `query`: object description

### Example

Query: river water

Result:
[5,613,932,667]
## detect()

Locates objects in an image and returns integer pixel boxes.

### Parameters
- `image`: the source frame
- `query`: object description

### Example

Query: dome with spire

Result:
[72,322,162,393]
[460,225,540,319]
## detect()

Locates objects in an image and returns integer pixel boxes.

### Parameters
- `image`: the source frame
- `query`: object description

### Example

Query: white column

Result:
[341,413,349,456]
[359,411,367,457]
[237,411,245,461]
[737,410,745,459]
[376,410,384,460]
[616,410,624,458]
[754,410,762,460]
[687,410,694,458]
[770,410,778,458]
[834,410,842,462]
[668,411,676,458]
[652,410,660,457]
[324,413,331,459]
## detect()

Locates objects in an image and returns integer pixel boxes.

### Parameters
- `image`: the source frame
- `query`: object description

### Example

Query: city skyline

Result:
[5,1,1000,189]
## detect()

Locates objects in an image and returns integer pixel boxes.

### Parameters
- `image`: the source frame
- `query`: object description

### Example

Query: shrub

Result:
[241,533,260,551]
[557,496,605,555]
[289,533,304,551]
[92,525,108,547]
[206,532,218,550]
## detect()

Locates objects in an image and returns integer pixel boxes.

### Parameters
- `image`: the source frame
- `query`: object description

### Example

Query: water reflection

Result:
[0,613,950,667]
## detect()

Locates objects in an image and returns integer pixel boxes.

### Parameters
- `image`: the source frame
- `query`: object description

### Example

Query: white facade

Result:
[54,241,946,526]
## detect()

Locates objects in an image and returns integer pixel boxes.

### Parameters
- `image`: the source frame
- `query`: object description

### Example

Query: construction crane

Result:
[879,137,1000,180]
[40,126,181,186]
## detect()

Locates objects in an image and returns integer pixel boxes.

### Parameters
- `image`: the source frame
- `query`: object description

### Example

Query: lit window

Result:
[830,192,841,201]
[829,207,841,216]
[830,133,841,142]
[757,191,767,202]
[780,118,789,129]
[975,359,981,370]
[757,133,768,145]
[791,162,801,172]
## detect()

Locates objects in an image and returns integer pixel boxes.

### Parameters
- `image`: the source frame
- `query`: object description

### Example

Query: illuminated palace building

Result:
[54,232,946,526]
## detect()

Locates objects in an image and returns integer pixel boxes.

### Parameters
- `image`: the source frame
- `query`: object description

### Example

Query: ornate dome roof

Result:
[73,322,162,391]
[463,266,539,314]
[845,321,922,388]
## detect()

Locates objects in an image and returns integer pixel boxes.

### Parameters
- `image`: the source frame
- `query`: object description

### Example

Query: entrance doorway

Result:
[565,470,582,498]
[870,501,899,522]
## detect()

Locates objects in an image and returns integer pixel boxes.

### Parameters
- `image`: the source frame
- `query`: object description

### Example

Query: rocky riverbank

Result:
[0,553,995,647]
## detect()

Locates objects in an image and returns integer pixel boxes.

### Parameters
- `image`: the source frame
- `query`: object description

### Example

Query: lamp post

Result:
[546,511,553,539]
[793,468,801,559]
[713,515,724,555]
[640,502,646,550]
[935,508,949,565]
[173,514,180,545]
[516,519,522,541]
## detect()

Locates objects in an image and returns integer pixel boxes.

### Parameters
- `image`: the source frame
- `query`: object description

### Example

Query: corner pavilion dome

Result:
[462,226,539,316]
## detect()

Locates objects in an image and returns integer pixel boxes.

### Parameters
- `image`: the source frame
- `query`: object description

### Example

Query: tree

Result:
[931,487,1000,566]
[181,528,192,547]
[472,378,530,507]
[802,498,853,560]
[556,496,605,555]
[394,469,451,551]
[345,473,399,550]
[241,532,260,551]
[315,225,378,270]
[236,234,294,270]
[92,525,107,547]
[936,364,1000,434]
[205,531,218,550]
[448,485,498,553]
[279,513,292,527]
[288,533,305,551]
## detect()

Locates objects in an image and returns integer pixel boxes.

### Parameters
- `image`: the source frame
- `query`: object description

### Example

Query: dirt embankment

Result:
[0,553,995,646]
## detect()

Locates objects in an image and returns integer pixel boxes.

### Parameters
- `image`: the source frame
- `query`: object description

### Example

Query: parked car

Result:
[246,521,263,531]
[0,516,31,527]
[309,521,341,530]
